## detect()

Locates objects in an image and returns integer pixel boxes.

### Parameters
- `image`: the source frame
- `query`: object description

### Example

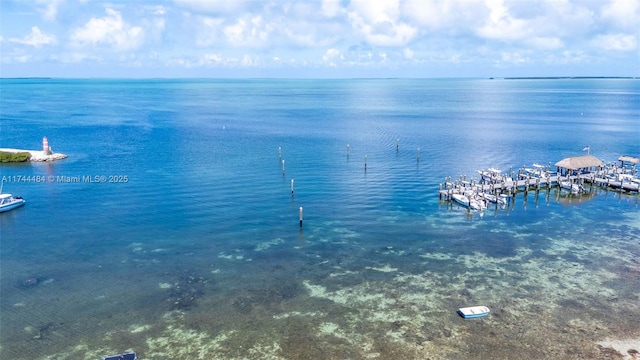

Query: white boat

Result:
[479,192,497,203]
[457,305,490,319]
[618,174,640,192]
[0,193,26,212]
[479,192,509,206]
[451,193,486,211]
[104,353,136,360]
[477,168,502,182]
[559,180,582,194]
[523,163,547,178]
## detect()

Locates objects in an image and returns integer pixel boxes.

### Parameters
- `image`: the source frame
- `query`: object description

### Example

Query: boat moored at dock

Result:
[451,193,486,211]
[478,168,502,182]
[606,174,640,192]
[440,153,638,214]
[559,180,584,194]
[478,192,509,206]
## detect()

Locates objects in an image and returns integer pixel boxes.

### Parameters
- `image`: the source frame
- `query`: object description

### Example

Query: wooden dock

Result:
[439,170,639,201]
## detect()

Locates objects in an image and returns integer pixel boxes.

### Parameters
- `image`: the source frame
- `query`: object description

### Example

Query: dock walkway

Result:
[439,169,638,200]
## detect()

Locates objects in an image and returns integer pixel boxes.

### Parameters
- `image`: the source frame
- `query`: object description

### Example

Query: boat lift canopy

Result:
[618,155,639,166]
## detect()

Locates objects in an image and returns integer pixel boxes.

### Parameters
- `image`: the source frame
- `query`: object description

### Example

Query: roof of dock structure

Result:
[618,155,639,164]
[554,155,604,170]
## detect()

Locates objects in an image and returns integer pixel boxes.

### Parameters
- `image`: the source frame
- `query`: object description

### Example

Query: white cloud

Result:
[601,0,640,30]
[403,47,414,59]
[322,48,342,67]
[203,17,223,28]
[346,0,417,46]
[498,51,531,66]
[51,52,103,64]
[544,50,588,65]
[476,0,528,41]
[527,36,564,50]
[37,0,64,21]
[15,55,33,63]
[537,0,594,37]
[196,17,224,47]
[402,0,485,33]
[475,0,596,49]
[152,5,166,16]
[174,0,251,15]
[321,0,343,17]
[321,44,400,67]
[9,26,57,47]
[592,34,637,51]
[223,15,274,47]
[1,0,639,76]
[241,54,257,66]
[165,53,266,68]
[70,8,145,51]
[349,0,399,23]
[166,57,196,68]
[203,53,224,64]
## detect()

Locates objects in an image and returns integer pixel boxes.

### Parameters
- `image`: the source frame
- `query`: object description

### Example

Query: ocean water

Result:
[0,78,639,359]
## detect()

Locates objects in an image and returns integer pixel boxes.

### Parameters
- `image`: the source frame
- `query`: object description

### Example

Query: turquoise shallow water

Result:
[1,78,639,359]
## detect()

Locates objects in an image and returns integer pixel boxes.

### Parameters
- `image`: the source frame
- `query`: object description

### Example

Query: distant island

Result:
[494,76,637,80]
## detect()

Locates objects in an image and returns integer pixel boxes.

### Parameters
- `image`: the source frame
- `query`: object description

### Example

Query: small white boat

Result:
[457,305,490,319]
[0,193,26,212]
[523,164,547,178]
[559,180,582,194]
[451,193,486,211]
[104,352,136,360]
[479,192,509,206]
[618,174,640,192]
[479,192,497,203]
[478,168,502,182]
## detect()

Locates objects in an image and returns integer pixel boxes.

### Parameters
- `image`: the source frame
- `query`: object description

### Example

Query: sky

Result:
[0,0,639,78]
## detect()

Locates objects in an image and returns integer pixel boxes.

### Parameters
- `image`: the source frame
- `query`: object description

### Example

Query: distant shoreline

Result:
[496,76,638,80]
[1,76,638,80]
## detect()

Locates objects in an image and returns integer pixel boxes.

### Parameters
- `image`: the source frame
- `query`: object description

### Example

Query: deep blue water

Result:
[1,78,639,359]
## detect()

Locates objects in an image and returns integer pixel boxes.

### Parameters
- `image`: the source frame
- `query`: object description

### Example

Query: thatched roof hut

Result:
[555,155,604,170]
